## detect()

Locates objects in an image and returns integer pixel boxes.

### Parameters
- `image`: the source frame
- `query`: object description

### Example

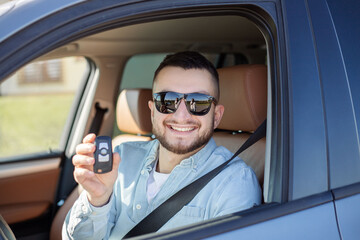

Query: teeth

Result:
[171,126,194,132]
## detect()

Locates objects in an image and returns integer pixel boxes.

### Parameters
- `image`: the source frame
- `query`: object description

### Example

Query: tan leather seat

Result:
[112,88,153,148]
[215,64,267,186]
[50,88,153,240]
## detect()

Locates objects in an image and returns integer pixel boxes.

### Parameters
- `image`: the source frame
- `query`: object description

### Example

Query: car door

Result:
[0,55,93,238]
[1,0,358,239]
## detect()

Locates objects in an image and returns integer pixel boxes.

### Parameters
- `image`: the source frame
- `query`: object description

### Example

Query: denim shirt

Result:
[63,138,261,239]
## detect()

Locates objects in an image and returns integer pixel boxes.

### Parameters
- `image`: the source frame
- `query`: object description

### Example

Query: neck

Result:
[157,145,204,174]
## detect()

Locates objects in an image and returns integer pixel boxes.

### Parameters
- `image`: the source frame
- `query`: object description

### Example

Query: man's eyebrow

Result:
[196,91,212,95]
[153,90,214,96]
[189,91,215,97]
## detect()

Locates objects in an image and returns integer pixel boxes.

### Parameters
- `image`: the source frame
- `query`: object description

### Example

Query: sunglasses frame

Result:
[153,91,217,116]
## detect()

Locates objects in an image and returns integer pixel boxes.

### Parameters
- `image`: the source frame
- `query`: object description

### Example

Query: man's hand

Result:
[72,133,120,207]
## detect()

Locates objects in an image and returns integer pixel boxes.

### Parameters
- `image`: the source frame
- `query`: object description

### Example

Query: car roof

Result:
[0,0,266,62]
[0,0,84,42]
[44,15,266,60]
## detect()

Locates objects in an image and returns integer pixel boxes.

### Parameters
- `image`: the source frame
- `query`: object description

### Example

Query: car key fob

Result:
[93,136,113,174]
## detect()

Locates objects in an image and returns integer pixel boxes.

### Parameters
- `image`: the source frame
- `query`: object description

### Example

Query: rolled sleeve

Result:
[62,191,115,240]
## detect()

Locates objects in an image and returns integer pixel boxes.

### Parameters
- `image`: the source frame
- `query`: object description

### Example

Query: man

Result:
[63,51,261,239]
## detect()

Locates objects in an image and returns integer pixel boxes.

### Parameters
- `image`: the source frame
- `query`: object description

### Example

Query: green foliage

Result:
[0,94,74,159]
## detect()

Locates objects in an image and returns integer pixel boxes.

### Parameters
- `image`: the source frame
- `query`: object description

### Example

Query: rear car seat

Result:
[50,88,153,240]
[214,64,267,186]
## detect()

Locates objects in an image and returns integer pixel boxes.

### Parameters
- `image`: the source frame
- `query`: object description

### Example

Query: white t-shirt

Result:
[147,161,170,203]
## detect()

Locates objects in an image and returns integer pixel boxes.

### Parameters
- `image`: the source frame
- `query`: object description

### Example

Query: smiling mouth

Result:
[171,126,195,132]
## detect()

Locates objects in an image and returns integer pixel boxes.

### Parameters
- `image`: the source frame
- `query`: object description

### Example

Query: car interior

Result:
[0,14,271,239]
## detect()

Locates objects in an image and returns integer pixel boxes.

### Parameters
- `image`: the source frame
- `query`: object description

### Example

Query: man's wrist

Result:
[87,191,113,207]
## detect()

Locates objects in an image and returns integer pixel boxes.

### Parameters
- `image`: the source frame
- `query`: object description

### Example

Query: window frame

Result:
[0,0,297,237]
[0,56,92,163]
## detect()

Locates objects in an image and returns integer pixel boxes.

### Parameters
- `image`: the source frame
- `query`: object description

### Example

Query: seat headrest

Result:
[116,89,152,135]
[217,64,267,132]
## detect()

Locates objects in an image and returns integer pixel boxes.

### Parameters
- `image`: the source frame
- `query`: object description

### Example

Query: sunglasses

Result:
[153,91,217,116]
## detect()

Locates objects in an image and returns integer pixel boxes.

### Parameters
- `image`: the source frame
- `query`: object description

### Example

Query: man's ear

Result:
[148,100,155,123]
[213,104,224,129]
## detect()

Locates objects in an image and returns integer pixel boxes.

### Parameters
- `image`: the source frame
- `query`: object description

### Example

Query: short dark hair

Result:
[153,51,220,99]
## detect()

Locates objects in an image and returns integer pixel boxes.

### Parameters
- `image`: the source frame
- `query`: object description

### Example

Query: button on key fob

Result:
[93,136,113,174]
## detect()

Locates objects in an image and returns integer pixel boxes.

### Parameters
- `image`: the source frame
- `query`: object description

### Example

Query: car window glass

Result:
[0,57,89,161]
[120,53,168,90]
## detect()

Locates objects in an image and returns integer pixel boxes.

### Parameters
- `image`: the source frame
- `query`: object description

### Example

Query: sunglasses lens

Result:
[154,92,180,114]
[186,93,212,116]
[154,92,215,116]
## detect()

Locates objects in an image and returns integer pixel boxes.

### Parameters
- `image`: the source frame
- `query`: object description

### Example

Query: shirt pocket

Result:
[179,205,205,218]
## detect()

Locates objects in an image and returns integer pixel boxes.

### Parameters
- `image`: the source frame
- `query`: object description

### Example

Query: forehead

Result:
[153,66,217,96]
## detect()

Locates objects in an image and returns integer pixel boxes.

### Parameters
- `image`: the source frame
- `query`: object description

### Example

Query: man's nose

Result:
[173,99,192,119]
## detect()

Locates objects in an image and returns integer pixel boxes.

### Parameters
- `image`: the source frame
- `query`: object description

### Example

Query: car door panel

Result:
[333,183,360,239]
[207,202,340,240]
[0,158,60,224]
[335,193,360,239]
[140,192,339,239]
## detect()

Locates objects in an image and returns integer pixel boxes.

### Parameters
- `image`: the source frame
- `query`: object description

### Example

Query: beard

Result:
[152,119,214,155]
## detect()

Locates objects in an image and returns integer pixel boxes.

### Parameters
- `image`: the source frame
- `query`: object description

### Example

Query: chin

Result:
[160,137,210,155]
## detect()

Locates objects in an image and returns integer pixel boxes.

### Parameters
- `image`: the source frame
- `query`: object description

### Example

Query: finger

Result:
[74,167,95,184]
[83,133,96,144]
[72,154,94,166]
[113,152,121,170]
[76,143,96,155]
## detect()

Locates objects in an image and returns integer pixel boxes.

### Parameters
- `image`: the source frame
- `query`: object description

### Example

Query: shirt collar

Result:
[145,140,160,167]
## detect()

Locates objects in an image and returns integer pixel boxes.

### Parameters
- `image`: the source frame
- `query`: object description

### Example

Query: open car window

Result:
[0,57,89,161]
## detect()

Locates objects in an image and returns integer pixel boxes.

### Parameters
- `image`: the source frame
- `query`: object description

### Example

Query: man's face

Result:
[149,66,224,155]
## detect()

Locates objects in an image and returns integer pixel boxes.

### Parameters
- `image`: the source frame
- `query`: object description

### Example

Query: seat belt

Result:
[89,102,108,135]
[124,119,267,238]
